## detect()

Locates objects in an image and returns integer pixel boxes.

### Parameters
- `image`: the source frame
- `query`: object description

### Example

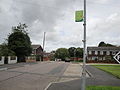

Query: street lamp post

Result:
[81,0,86,90]
[42,32,46,61]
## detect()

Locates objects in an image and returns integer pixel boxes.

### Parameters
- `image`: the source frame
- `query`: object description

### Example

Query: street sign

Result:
[114,51,120,64]
[75,10,84,22]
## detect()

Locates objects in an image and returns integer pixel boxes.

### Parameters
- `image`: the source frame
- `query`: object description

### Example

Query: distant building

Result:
[87,47,120,61]
[31,45,43,55]
[43,53,51,61]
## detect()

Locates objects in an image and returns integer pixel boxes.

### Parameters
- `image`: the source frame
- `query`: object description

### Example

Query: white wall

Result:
[107,51,110,55]
[95,51,98,55]
[0,57,4,65]
[8,56,17,64]
[100,51,103,55]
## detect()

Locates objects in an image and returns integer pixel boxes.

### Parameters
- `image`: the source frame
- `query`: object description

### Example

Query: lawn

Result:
[93,65,120,79]
[86,86,120,90]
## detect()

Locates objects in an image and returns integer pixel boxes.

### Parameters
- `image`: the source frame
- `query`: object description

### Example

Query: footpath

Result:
[47,64,120,90]
[46,63,89,90]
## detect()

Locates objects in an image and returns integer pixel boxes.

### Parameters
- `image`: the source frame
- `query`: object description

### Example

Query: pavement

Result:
[47,65,120,90]
[58,63,86,82]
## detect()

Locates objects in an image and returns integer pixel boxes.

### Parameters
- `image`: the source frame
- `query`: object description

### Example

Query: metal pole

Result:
[81,0,86,90]
[42,32,46,61]
[74,49,75,61]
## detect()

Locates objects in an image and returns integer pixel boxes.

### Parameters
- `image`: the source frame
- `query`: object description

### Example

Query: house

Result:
[87,47,120,61]
[31,45,43,55]
[43,52,55,61]
[31,45,43,61]
[43,53,51,61]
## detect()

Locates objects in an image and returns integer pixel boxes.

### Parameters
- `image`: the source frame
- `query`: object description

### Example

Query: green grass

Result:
[93,65,120,79]
[86,86,120,90]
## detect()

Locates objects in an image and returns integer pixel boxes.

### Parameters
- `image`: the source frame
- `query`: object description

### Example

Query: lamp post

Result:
[81,0,87,90]
[42,32,46,61]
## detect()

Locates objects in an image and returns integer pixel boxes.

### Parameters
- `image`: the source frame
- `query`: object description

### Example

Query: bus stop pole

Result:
[81,0,86,90]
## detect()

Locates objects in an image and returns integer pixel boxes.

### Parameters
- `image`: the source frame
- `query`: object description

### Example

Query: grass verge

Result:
[93,65,120,79]
[86,86,120,90]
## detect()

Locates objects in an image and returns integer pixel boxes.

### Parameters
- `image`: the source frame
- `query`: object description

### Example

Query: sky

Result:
[0,0,120,52]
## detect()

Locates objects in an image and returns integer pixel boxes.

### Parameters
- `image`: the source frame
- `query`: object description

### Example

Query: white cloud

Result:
[87,12,120,46]
[0,0,120,52]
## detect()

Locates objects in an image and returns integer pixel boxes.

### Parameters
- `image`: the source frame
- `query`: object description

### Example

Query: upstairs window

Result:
[103,51,106,55]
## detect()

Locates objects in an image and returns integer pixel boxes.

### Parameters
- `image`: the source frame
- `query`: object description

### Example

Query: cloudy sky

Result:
[0,0,120,52]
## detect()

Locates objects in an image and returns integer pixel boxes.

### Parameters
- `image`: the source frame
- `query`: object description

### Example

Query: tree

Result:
[8,23,32,62]
[55,48,69,61]
[0,43,15,56]
[98,41,116,47]
[68,47,76,57]
[98,41,106,47]
[76,47,83,58]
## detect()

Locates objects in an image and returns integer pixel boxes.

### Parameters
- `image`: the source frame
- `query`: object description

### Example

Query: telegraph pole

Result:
[81,0,86,90]
[42,32,46,61]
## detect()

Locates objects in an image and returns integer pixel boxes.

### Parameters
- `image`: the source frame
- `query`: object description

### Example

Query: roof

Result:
[31,45,43,50]
[87,47,120,51]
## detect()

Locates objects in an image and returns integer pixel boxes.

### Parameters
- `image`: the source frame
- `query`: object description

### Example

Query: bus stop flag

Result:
[75,10,84,22]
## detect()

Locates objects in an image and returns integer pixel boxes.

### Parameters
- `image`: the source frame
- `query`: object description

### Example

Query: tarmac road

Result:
[0,61,69,90]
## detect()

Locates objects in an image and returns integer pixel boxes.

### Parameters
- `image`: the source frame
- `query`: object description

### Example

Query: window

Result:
[103,51,106,55]
[110,51,112,55]
[98,51,100,55]
[112,52,116,55]
[92,51,95,55]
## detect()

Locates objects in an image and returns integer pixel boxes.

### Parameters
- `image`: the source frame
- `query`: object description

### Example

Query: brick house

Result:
[87,47,120,61]
[43,53,51,61]
[31,45,43,55]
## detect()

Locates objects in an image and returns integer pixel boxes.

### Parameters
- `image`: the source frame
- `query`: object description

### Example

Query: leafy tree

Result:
[98,41,106,47]
[98,41,116,47]
[50,51,56,61]
[76,47,83,58]
[106,43,115,47]
[8,23,32,62]
[68,47,76,57]
[55,48,69,61]
[0,43,15,56]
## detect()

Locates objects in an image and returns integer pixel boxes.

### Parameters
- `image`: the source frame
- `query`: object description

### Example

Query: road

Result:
[0,61,69,90]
